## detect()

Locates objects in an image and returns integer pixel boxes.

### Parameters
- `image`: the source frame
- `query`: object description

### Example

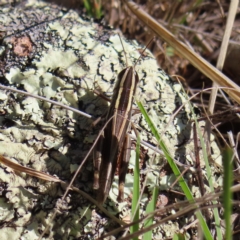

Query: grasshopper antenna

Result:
[118,33,154,69]
[134,37,154,68]
[118,33,129,67]
[118,33,154,68]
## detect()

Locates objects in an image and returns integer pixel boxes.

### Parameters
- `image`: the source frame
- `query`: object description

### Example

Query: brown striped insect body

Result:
[93,37,150,204]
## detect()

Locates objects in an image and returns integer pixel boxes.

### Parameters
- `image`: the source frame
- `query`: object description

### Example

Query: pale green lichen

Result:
[0,0,222,239]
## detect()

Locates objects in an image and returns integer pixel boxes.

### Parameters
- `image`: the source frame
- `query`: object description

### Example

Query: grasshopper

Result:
[93,37,151,204]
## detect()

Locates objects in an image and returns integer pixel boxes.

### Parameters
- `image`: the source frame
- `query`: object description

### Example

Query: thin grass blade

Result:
[143,186,158,240]
[223,146,234,240]
[130,133,141,238]
[173,232,186,240]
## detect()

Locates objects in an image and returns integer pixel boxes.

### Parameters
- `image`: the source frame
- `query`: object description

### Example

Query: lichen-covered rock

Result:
[0,1,221,239]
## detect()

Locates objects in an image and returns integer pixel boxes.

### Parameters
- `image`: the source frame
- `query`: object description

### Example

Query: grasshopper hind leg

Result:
[95,135,119,204]
[117,134,131,202]
[93,133,104,190]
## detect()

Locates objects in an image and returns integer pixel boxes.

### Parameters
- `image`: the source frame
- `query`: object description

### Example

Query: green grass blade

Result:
[223,147,233,240]
[130,133,141,238]
[93,0,103,19]
[83,0,93,16]
[137,101,213,240]
[83,0,103,19]
[143,186,158,240]
[137,101,192,200]
[173,232,186,240]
